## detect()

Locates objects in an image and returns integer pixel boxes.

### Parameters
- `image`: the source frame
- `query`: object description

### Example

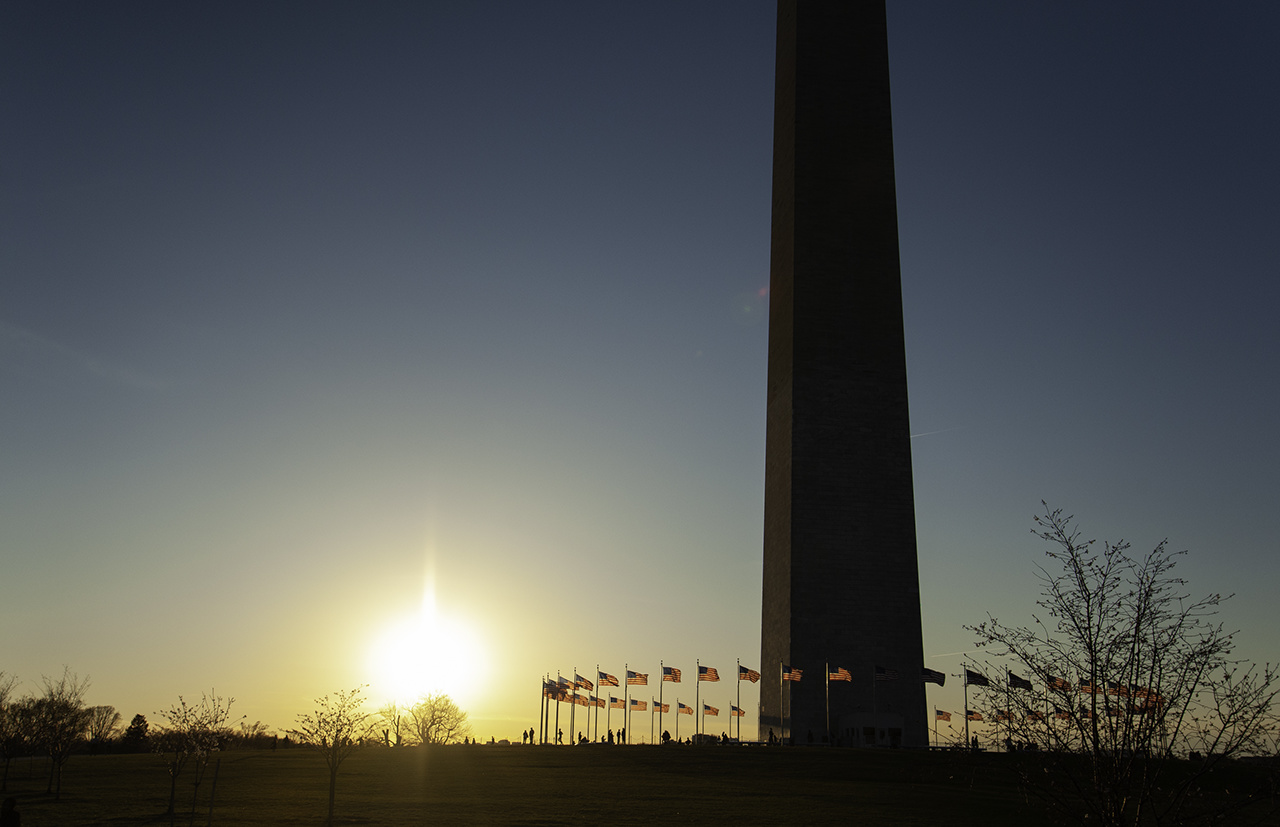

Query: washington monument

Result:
[759,0,928,747]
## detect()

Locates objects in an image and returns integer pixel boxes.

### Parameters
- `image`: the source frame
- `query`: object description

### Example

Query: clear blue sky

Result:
[3,1,1276,742]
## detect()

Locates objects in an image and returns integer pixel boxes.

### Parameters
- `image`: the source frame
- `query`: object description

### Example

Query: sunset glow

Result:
[368,594,490,709]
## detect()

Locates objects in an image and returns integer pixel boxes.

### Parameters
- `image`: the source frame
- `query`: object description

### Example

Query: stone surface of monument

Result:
[759,0,928,748]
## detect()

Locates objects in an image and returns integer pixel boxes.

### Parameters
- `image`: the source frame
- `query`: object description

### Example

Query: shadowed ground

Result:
[4,744,1274,825]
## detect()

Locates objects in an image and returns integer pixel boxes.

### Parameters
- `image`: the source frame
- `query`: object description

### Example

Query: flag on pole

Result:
[574,695,590,707]
[598,672,619,687]
[655,702,669,713]
[627,671,648,686]
[1047,675,1071,692]
[698,666,720,682]
[782,665,802,682]
[575,674,594,691]
[966,709,983,721]
[935,709,952,722]
[828,667,852,682]
[738,665,761,683]
[629,699,647,712]
[922,667,946,686]
[964,670,990,687]
[703,704,719,716]
[1027,710,1044,722]
[994,709,1011,722]
[662,666,681,683]
[874,666,899,681]
[1053,705,1070,720]
[1008,672,1033,691]
[730,705,745,717]
[594,697,606,708]
[609,696,624,710]
[1079,679,1098,694]
[677,702,693,715]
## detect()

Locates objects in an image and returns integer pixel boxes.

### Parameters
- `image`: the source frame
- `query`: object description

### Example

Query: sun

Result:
[368,594,489,707]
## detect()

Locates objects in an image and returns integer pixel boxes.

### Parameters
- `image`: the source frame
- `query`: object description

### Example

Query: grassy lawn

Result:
[3,744,1273,825]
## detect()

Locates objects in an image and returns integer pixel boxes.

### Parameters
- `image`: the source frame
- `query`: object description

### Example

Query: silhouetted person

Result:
[662,729,671,744]
[556,728,563,744]
[607,729,614,744]
[0,797,18,827]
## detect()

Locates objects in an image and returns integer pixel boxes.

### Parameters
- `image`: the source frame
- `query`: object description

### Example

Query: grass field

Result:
[3,744,1274,826]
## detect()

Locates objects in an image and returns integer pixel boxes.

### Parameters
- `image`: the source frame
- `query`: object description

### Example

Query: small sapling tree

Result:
[156,691,238,825]
[968,504,1279,826]
[290,686,373,825]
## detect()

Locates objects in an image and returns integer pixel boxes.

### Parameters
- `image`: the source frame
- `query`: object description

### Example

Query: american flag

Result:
[663,666,681,683]
[1027,710,1044,722]
[655,702,669,713]
[703,704,719,716]
[965,709,983,721]
[609,696,624,710]
[935,709,952,722]
[730,705,745,717]
[738,665,761,683]
[874,666,899,681]
[594,697,606,708]
[626,670,648,686]
[922,667,946,686]
[828,667,852,682]
[964,669,990,688]
[677,702,693,715]
[698,666,720,682]
[1008,672,1033,691]
[574,695,590,707]
[598,672,619,687]
[575,674,594,691]
[782,665,802,682]
[629,699,647,712]
[1046,675,1071,692]
[994,709,1011,722]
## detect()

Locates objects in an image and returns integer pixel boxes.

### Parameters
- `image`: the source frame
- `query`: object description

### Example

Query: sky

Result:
[3,1,1277,744]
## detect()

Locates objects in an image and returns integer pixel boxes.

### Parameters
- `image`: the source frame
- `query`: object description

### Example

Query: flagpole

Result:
[736,658,742,743]
[963,667,970,750]
[659,660,664,745]
[825,661,830,744]
[540,674,546,745]
[650,698,654,745]
[623,663,629,745]
[570,666,577,746]
[555,670,562,745]
[778,659,784,745]
[675,699,680,743]
[595,664,600,743]
[695,659,700,737]
[932,707,937,747]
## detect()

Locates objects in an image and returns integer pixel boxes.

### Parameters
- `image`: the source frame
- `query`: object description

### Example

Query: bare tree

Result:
[407,693,470,745]
[289,686,373,825]
[85,705,122,753]
[32,668,91,800]
[969,504,1279,826]
[0,672,19,792]
[378,701,408,747]
[156,690,238,825]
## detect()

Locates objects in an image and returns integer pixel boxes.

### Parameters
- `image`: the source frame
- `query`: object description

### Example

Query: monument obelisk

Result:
[759,0,927,747]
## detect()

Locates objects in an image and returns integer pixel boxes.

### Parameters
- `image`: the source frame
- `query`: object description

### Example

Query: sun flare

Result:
[368,595,489,708]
